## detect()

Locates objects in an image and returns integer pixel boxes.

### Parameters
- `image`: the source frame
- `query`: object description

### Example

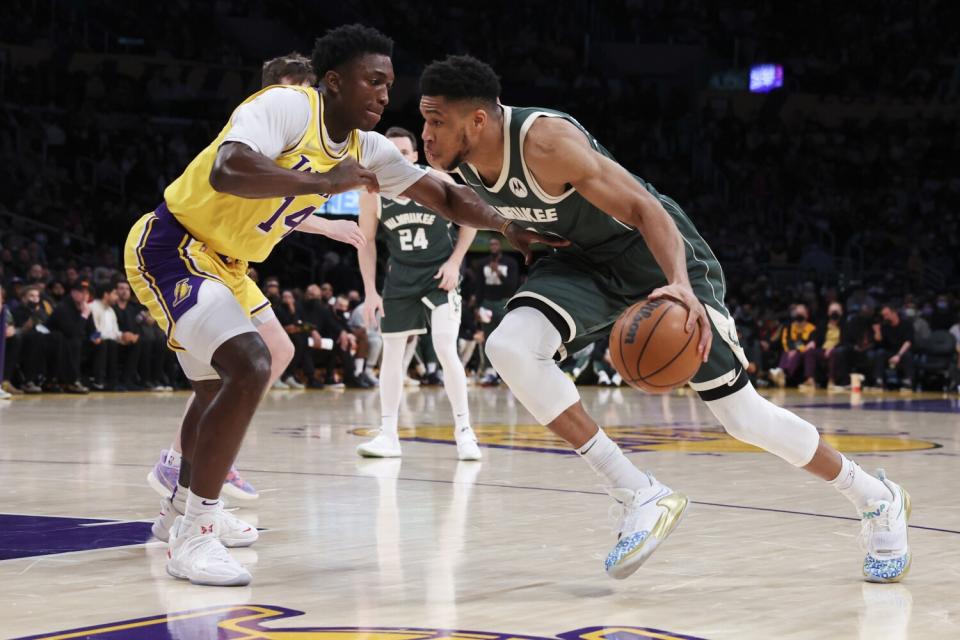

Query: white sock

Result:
[354,358,364,376]
[577,428,653,491]
[183,490,221,530]
[171,482,188,513]
[828,455,893,512]
[427,362,437,374]
[379,334,406,437]
[165,447,182,467]
[429,307,472,436]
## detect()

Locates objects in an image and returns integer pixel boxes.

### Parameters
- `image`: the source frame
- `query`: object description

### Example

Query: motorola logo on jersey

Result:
[509,176,529,197]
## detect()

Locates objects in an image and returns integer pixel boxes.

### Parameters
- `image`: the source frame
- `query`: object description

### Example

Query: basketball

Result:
[609,297,702,393]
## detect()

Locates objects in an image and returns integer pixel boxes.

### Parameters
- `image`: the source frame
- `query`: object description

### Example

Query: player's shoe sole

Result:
[605,491,689,580]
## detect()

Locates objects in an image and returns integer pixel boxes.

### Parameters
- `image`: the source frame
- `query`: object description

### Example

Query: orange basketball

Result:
[609,298,702,393]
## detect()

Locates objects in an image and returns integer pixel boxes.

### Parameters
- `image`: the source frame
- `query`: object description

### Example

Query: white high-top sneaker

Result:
[455,425,482,461]
[166,516,252,586]
[860,469,911,583]
[356,430,402,458]
[152,497,258,548]
[604,476,689,579]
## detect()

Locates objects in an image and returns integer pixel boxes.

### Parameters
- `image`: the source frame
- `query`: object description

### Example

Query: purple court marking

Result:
[0,514,153,561]
[15,605,709,640]
[787,398,960,413]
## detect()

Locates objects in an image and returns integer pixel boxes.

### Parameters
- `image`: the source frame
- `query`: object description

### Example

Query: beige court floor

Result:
[0,386,958,639]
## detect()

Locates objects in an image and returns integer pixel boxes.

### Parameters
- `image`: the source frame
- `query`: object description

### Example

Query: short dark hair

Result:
[420,55,500,105]
[262,52,315,87]
[95,282,115,299]
[311,24,393,77]
[385,126,417,152]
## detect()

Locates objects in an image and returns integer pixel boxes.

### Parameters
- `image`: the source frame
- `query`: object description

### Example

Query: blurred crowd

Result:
[1,1,958,396]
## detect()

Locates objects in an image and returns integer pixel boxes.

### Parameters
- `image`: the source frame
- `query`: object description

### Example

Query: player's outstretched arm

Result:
[296,215,366,249]
[401,173,568,265]
[210,143,379,199]
[524,117,711,360]
[357,189,384,328]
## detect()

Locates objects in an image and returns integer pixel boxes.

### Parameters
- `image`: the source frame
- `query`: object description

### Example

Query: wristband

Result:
[498,219,513,235]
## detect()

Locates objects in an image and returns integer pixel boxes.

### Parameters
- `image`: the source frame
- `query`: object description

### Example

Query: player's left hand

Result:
[649,283,713,362]
[322,219,367,249]
[434,259,460,291]
[502,223,571,265]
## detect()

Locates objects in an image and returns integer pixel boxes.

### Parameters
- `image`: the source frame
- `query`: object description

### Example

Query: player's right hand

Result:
[363,292,384,329]
[324,157,380,194]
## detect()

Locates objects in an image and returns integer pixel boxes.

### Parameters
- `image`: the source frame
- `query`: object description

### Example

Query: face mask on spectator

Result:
[791,313,806,322]
[936,301,949,311]
[828,311,842,320]
[903,307,916,318]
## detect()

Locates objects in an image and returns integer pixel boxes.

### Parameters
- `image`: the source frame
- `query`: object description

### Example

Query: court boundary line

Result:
[2,457,958,536]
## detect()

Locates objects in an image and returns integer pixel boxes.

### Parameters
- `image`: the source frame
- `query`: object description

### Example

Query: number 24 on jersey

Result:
[399,228,429,251]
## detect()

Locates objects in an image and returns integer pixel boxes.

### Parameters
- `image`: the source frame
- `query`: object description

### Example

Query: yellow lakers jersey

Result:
[163,86,361,262]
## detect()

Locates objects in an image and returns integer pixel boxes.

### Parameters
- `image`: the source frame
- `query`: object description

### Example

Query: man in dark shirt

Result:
[475,237,519,385]
[47,281,93,393]
[873,304,914,390]
[12,285,63,393]
[114,280,143,390]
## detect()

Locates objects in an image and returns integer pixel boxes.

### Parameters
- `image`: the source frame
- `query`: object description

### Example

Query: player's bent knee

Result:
[484,325,523,374]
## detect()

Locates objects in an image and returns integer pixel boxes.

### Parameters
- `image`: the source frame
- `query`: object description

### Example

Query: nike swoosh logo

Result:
[579,441,597,455]
[201,500,219,506]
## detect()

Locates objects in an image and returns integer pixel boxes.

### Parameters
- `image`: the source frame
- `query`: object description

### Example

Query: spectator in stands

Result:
[273,289,312,390]
[12,284,62,393]
[475,237,519,385]
[89,281,121,391]
[0,286,12,399]
[768,304,816,388]
[46,281,92,394]
[844,304,879,388]
[930,294,954,331]
[348,299,380,387]
[808,301,847,391]
[113,280,142,390]
[873,304,915,391]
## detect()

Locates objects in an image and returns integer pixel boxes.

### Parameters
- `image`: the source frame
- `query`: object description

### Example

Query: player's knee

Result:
[225,338,272,393]
[276,336,295,370]
[485,325,526,375]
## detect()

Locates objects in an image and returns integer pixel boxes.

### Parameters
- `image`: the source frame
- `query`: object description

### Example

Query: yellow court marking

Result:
[350,424,939,455]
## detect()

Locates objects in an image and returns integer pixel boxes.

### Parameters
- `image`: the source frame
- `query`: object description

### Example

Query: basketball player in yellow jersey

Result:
[145,53,338,510]
[124,24,563,587]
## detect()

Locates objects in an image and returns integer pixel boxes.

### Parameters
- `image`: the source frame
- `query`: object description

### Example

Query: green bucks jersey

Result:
[455,106,722,292]
[377,190,454,268]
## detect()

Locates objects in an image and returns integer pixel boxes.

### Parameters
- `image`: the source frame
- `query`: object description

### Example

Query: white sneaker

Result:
[151,498,258,548]
[356,431,402,458]
[166,516,251,586]
[283,376,305,390]
[604,477,689,579]
[769,367,786,388]
[455,426,482,461]
[860,469,911,583]
[271,379,290,390]
[403,376,420,387]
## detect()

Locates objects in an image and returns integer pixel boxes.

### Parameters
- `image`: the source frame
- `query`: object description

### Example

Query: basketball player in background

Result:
[146,53,344,506]
[354,126,481,460]
[417,55,910,583]
[126,26,560,586]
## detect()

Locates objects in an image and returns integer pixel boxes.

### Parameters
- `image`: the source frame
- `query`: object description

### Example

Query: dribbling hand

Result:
[648,283,713,362]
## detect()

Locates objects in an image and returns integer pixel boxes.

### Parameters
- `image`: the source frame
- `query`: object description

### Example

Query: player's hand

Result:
[322,219,367,249]
[363,292,384,329]
[889,354,900,366]
[434,259,460,291]
[502,222,570,265]
[324,157,380,194]
[649,283,713,362]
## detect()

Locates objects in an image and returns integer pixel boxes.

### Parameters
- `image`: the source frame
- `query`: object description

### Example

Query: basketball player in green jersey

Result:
[417,56,910,584]
[355,126,481,460]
